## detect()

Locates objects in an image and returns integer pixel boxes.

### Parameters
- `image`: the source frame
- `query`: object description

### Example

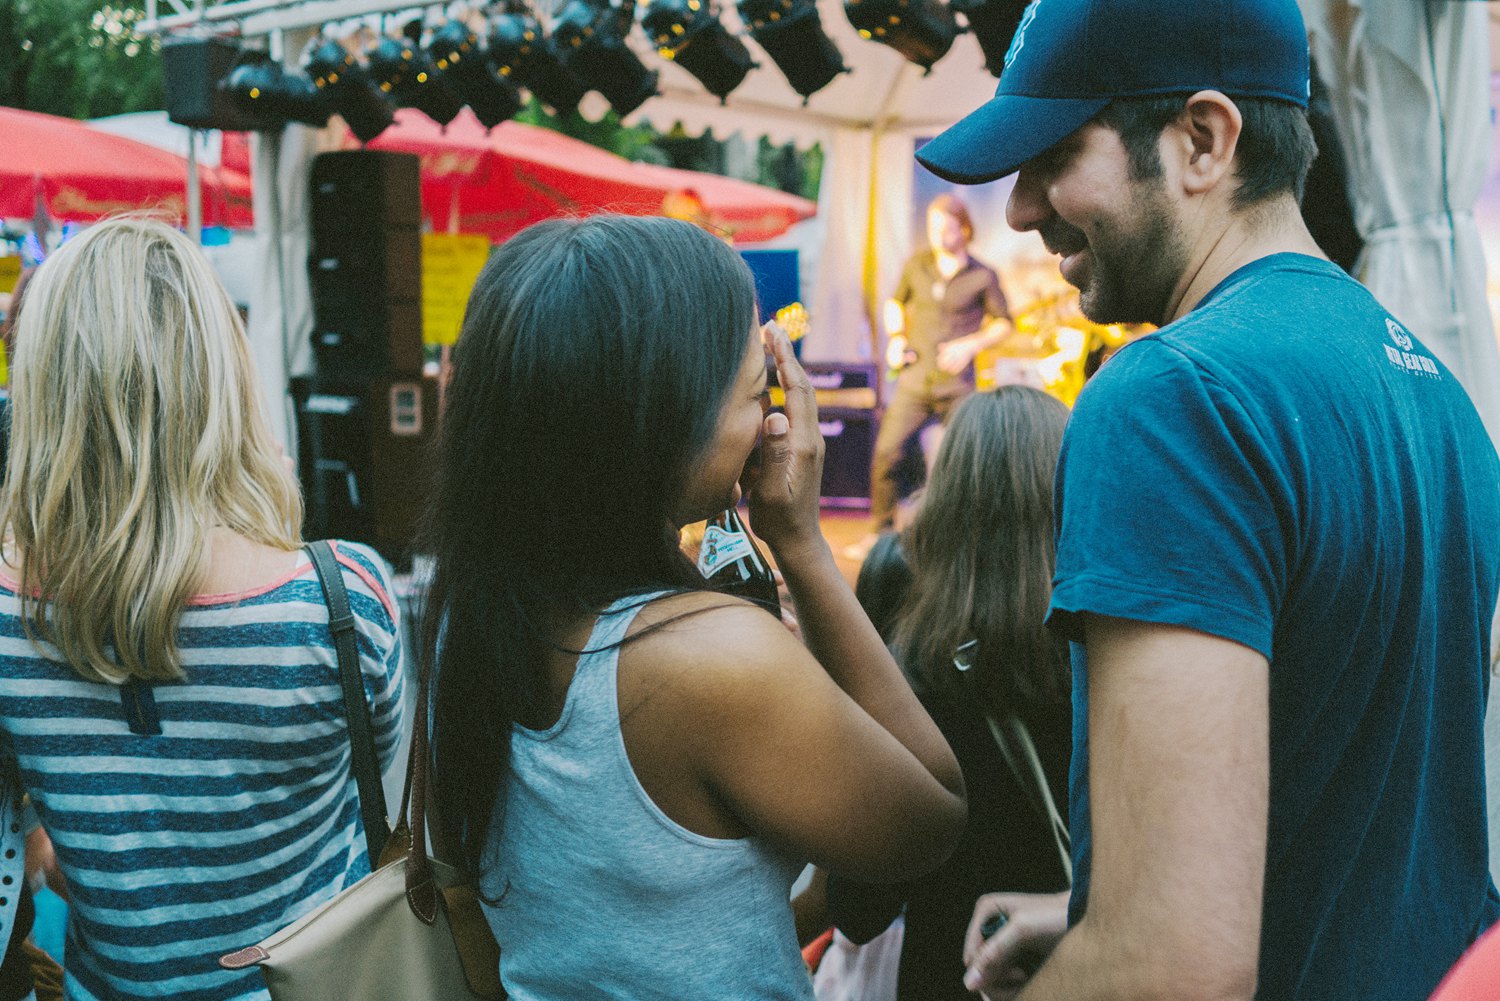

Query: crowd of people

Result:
[0,0,1494,999]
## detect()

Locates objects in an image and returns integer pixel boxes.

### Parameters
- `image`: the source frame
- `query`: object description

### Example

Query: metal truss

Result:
[140,0,437,38]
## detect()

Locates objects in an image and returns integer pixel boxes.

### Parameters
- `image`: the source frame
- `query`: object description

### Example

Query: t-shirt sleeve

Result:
[1048,341,1290,659]
[333,542,407,775]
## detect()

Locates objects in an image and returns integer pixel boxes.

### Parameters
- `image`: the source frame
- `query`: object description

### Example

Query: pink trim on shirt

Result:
[0,544,398,623]
[0,562,313,605]
[186,559,312,606]
[331,541,399,623]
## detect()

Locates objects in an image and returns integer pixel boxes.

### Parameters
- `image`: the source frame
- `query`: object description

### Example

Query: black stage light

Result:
[552,0,660,118]
[366,36,466,127]
[488,7,589,115]
[736,0,847,102]
[845,0,960,73]
[946,0,1024,76]
[427,20,523,128]
[643,0,757,103]
[222,51,331,130]
[307,41,397,143]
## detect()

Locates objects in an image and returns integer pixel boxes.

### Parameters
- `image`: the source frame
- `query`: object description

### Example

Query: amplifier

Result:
[804,361,878,391]
[770,361,879,410]
[817,405,874,508]
[291,375,437,569]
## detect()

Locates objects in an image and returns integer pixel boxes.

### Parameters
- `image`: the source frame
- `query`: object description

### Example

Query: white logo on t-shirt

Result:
[1385,344,1438,376]
[1382,318,1440,380]
[1386,318,1413,352]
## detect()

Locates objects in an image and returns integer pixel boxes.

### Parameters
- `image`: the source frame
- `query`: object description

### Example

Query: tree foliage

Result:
[0,0,163,119]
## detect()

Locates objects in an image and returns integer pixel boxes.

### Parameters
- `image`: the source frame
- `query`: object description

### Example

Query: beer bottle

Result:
[697,507,781,614]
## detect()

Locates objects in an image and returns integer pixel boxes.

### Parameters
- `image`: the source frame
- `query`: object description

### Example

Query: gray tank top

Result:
[480,593,816,1000]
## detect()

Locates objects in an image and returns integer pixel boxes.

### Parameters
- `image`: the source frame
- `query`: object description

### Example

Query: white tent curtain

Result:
[247,122,329,455]
[799,126,915,366]
[1301,0,1500,446]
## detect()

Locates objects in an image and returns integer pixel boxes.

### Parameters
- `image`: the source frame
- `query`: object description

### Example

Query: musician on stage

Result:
[850,195,1013,559]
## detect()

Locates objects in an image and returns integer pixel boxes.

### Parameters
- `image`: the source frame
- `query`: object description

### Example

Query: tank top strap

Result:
[560,590,677,726]
[582,590,675,654]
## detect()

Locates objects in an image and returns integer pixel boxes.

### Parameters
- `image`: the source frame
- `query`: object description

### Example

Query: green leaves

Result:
[0,0,164,119]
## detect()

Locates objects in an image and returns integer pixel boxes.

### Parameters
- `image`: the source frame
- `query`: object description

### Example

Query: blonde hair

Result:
[2,216,302,683]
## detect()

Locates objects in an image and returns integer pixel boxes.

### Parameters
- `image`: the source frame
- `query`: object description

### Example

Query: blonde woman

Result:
[0,217,403,1000]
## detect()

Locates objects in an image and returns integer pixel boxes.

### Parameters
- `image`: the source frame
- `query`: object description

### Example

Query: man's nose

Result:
[1007,165,1049,233]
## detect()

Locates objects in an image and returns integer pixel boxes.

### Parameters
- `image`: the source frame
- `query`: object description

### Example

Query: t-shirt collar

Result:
[1193,253,1341,314]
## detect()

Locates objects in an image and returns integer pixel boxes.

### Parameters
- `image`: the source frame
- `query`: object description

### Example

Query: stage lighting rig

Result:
[488,5,589,115]
[221,50,331,130]
[306,40,397,143]
[643,0,757,104]
[845,0,960,73]
[427,20,523,128]
[736,0,847,102]
[552,0,660,118]
[947,0,1025,76]
[366,36,466,127]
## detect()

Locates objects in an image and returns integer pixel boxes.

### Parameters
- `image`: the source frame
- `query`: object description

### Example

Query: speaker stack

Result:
[770,361,879,508]
[296,150,433,567]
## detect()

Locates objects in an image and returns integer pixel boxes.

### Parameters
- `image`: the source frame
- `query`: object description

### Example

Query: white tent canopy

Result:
[616,7,1005,363]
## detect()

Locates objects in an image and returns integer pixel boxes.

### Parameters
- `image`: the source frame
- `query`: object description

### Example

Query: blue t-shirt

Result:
[1050,254,1500,1001]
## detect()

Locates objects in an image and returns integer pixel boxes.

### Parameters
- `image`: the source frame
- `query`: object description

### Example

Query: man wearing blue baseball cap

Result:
[929,1,1500,1000]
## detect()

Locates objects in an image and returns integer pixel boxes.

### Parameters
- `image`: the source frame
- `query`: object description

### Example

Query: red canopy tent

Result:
[1,107,252,228]
[345,109,815,243]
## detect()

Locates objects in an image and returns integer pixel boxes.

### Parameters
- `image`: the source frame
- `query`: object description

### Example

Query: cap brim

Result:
[916,93,1111,185]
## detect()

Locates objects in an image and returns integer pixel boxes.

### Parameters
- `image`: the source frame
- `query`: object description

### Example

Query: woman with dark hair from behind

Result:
[828,385,1072,1001]
[423,215,966,999]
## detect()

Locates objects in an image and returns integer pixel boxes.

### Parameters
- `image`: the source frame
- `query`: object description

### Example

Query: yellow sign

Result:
[0,256,20,296]
[422,233,491,346]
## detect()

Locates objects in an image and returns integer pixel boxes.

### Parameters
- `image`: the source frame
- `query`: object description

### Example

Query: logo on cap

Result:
[1004,0,1041,71]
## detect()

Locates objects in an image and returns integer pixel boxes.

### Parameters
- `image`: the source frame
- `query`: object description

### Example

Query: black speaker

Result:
[308,238,422,309]
[310,151,422,236]
[818,406,875,507]
[163,37,256,131]
[310,300,425,382]
[308,151,423,382]
[291,375,438,567]
[803,362,878,392]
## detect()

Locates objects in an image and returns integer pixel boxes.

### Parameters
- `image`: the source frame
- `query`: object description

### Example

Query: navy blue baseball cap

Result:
[916,0,1311,184]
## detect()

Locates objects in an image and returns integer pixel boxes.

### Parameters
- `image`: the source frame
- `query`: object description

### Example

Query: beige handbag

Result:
[220,542,502,1000]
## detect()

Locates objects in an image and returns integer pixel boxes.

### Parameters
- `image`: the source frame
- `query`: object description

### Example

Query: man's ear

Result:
[1163,90,1243,198]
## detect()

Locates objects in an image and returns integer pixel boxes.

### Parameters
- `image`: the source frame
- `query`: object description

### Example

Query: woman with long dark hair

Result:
[828,385,1072,1001]
[423,215,965,999]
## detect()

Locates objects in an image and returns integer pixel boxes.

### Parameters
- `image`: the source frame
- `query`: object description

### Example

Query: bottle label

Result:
[697,524,754,578]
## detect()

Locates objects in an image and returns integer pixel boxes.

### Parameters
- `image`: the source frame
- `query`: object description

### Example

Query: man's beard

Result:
[1046,185,1189,326]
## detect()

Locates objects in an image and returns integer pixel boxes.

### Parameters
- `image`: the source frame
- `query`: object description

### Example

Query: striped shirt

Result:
[0,542,404,1001]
